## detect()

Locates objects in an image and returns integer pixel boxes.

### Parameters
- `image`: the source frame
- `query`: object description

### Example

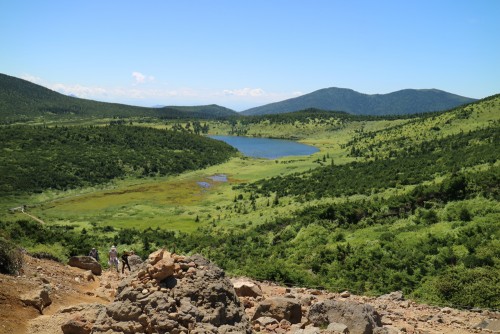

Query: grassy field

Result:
[3,153,321,233]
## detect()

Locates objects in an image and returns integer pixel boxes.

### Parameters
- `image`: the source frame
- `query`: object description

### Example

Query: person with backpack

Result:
[88,247,99,261]
[108,246,119,272]
[121,250,133,274]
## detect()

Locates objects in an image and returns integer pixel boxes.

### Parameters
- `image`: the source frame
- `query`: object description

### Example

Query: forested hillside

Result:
[0,125,236,195]
[192,95,500,308]
[241,87,477,116]
[0,73,237,122]
[0,93,498,310]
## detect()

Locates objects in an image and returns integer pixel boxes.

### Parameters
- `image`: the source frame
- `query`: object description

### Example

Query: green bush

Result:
[27,243,69,263]
[0,237,23,275]
[415,267,500,308]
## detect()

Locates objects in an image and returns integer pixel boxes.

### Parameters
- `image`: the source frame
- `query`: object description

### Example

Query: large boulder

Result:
[308,300,382,334]
[127,254,143,271]
[91,253,252,333]
[252,297,302,324]
[20,284,52,314]
[68,256,102,275]
[377,291,404,301]
[147,257,175,281]
[146,248,165,265]
[232,278,263,298]
[60,303,107,334]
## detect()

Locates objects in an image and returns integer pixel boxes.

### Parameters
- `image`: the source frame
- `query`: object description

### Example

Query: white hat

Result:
[111,245,116,249]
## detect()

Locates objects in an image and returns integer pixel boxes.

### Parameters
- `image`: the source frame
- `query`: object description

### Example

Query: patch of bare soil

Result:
[0,254,125,334]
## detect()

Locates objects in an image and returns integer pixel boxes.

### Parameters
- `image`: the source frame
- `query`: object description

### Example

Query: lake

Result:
[209,135,319,159]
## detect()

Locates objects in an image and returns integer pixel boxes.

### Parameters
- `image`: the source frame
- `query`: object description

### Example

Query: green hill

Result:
[0,124,237,195]
[191,95,500,307]
[0,73,237,122]
[241,87,477,116]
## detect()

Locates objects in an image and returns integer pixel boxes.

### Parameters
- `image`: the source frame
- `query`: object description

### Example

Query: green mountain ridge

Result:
[0,73,237,122]
[241,87,477,116]
[0,73,482,122]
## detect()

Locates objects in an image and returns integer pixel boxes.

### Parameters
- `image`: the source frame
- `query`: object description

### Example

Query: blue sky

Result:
[1,1,498,111]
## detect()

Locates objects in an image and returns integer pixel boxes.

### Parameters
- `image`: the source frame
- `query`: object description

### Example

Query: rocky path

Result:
[241,281,500,334]
[1,253,498,334]
[0,254,125,334]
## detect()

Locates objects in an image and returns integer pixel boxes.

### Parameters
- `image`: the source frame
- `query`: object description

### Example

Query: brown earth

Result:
[0,255,498,334]
[0,254,122,334]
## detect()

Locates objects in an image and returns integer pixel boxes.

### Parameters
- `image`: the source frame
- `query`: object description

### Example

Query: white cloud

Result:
[132,71,155,84]
[21,74,43,84]
[17,74,304,110]
[52,83,108,98]
[222,88,266,97]
[219,88,302,100]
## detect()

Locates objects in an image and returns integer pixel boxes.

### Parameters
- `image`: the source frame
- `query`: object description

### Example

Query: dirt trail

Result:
[1,255,497,334]
[20,210,46,224]
[0,255,124,334]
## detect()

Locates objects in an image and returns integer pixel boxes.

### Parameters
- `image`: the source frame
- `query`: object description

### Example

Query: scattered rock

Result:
[61,316,92,334]
[300,326,321,334]
[280,318,292,330]
[232,278,263,298]
[340,291,351,298]
[68,256,102,276]
[147,257,175,281]
[308,300,382,334]
[39,276,50,284]
[373,327,399,334]
[380,315,393,325]
[83,271,95,281]
[5,251,494,334]
[441,307,453,314]
[474,319,500,332]
[252,297,302,324]
[127,254,143,271]
[378,291,404,301]
[254,316,279,327]
[146,248,165,265]
[20,284,52,314]
[327,321,349,333]
[91,253,252,333]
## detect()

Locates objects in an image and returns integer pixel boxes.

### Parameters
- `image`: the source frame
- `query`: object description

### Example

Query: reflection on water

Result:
[209,135,319,159]
[208,174,228,182]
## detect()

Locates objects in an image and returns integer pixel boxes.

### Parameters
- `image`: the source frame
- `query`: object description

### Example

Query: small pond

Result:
[209,135,319,159]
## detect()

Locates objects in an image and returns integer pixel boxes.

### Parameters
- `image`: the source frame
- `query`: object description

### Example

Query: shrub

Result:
[415,267,500,308]
[27,243,69,263]
[0,237,23,275]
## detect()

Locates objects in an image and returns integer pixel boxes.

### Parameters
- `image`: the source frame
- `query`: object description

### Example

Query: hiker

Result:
[121,250,133,274]
[108,246,119,272]
[88,247,99,261]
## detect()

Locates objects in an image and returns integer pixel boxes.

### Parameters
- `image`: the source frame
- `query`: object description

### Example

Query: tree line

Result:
[0,124,236,195]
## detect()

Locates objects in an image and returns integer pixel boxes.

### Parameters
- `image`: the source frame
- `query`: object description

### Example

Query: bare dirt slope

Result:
[0,254,121,334]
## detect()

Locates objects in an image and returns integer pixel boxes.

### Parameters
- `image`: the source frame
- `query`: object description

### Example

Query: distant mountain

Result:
[0,73,237,121]
[159,104,237,118]
[241,87,477,116]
